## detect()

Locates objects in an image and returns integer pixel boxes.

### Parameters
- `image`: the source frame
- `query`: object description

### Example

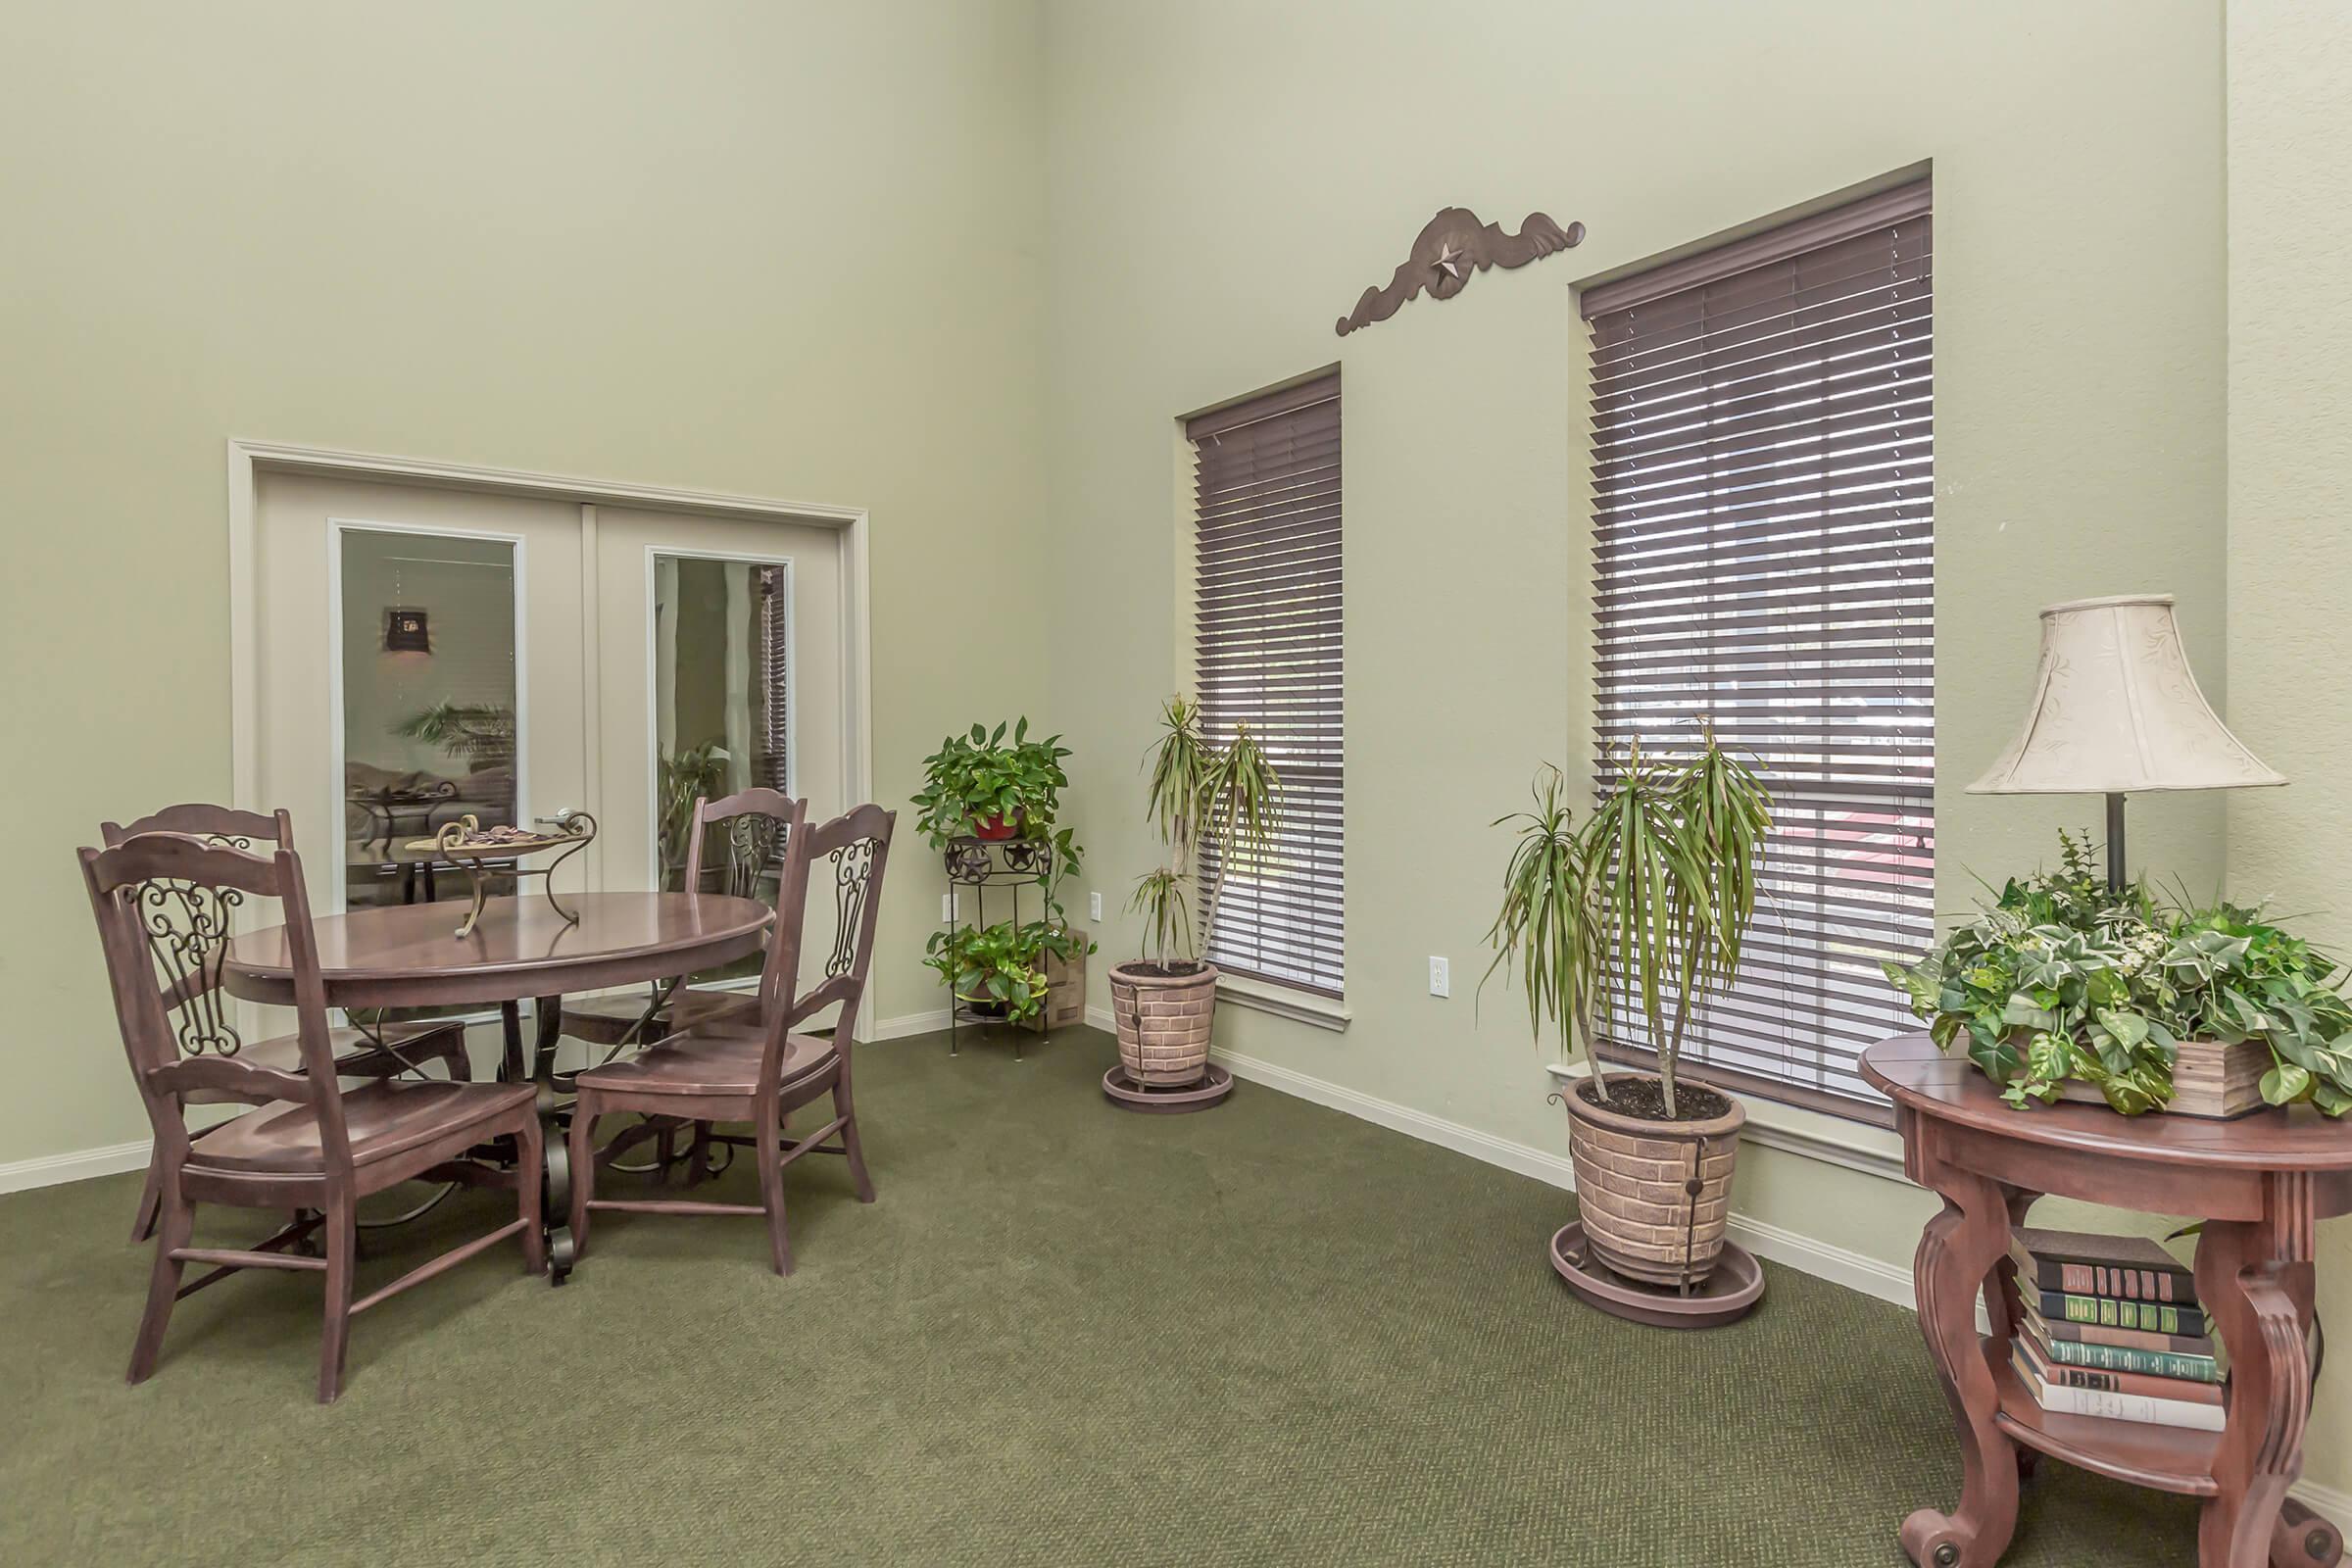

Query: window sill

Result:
[1216,974,1351,1033]
[1544,1060,1907,1183]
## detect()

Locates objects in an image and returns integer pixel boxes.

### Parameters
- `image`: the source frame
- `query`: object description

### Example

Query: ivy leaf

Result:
[2260,1062,2313,1104]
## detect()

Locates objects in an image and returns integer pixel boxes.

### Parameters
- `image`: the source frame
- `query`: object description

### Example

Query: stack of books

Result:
[2008,1227,2226,1434]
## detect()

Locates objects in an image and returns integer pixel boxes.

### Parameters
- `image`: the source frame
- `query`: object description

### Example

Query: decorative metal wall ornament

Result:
[1335,208,1587,336]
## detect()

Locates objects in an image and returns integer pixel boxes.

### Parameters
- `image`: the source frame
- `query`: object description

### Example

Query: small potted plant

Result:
[925,919,1065,1024]
[912,719,1071,844]
[1483,733,1772,1297]
[1884,830,2352,1117]
[1111,696,1280,1087]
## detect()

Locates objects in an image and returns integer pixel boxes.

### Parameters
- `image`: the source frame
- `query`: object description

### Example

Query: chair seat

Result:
[188,1079,535,1174]
[572,1027,834,1098]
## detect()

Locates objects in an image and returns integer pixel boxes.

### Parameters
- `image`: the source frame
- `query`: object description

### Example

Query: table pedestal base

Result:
[502,997,576,1285]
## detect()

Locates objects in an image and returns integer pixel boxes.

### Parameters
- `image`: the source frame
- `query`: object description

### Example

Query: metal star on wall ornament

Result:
[1336,207,1587,336]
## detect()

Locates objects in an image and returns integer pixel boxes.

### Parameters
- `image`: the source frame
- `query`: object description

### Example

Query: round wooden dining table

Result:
[223,891,774,1283]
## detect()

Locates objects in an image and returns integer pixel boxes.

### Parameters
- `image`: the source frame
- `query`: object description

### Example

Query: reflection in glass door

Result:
[334,526,522,913]
[651,554,790,981]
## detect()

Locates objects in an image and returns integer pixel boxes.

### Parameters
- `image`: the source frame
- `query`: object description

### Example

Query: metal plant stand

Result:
[942,835,1056,1059]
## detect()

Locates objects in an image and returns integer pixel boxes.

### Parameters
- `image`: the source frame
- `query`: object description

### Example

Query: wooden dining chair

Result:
[80,832,544,1402]
[104,805,472,1243]
[566,801,895,1275]
[561,786,801,1055]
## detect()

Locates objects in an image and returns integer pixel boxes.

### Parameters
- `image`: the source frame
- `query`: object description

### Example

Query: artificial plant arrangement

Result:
[911,718,1072,845]
[1883,830,2352,1117]
[1482,732,1773,1300]
[1107,696,1281,1089]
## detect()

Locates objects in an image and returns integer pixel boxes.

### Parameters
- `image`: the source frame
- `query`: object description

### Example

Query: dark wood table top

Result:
[1861,1032,2352,1174]
[223,891,772,1009]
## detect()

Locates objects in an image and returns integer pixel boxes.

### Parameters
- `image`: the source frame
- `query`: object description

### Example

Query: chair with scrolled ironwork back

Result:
[566,801,895,1275]
[79,832,544,1401]
[102,804,473,1243]
[560,787,800,1058]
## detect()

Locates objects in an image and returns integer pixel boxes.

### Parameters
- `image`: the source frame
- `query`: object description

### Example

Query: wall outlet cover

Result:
[1089,891,1103,922]
[1429,956,1450,998]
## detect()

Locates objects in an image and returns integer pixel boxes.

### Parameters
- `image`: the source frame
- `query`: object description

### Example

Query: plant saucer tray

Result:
[406,811,597,939]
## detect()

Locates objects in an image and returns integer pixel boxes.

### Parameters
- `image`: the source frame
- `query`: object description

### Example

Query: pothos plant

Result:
[1129,695,1281,971]
[910,719,1071,849]
[1480,733,1773,1119]
[923,919,1088,1023]
[1882,830,2352,1115]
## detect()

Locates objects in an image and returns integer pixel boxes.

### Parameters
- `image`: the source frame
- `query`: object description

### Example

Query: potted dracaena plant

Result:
[1111,696,1281,1088]
[1483,732,1772,1298]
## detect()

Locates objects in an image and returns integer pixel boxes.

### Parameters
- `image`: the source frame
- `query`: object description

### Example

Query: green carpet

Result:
[0,1027,2200,1565]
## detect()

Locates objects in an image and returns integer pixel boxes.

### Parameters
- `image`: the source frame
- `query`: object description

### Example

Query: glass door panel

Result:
[336,526,521,913]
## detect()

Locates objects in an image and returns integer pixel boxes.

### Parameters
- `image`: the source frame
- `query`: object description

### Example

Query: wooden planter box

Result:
[1020,926,1088,1034]
[2044,1038,2269,1119]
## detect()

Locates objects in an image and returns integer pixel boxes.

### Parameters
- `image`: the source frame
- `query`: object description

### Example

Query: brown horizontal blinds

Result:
[1583,182,1933,1120]
[1187,371,1344,998]
[758,566,789,793]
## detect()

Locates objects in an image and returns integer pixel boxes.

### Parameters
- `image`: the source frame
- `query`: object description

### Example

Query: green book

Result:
[2027,1318,2222,1384]
[2036,1288,2205,1339]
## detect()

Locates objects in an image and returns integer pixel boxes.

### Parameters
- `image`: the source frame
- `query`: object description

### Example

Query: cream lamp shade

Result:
[1969,593,2282,887]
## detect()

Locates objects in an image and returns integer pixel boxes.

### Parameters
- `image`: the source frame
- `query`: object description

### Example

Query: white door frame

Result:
[224,439,874,844]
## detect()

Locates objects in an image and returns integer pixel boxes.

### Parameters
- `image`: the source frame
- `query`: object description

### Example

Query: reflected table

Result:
[224,892,772,1283]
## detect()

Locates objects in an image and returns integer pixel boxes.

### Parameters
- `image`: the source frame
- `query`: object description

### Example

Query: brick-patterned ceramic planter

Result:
[1562,1070,1743,1288]
[1107,959,1219,1087]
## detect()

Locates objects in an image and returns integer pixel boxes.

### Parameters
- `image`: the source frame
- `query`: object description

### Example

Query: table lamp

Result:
[1969,593,2283,892]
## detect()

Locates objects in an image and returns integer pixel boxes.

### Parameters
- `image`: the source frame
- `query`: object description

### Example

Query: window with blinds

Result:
[757,565,790,793]
[1186,371,1345,998]
[1580,181,1934,1120]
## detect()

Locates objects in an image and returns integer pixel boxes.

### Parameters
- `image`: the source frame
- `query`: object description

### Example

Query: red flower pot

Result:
[971,810,1021,841]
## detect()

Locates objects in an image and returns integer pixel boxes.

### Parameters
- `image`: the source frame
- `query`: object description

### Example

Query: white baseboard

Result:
[867,1008,953,1042]
[0,1138,150,1196]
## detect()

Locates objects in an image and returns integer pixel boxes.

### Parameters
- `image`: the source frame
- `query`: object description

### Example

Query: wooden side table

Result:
[1862,1034,2352,1568]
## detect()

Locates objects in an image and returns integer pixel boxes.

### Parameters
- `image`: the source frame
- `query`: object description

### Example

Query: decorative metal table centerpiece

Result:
[408,811,597,939]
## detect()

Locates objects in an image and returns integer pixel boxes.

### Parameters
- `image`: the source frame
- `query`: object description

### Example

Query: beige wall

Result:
[2227,0,2352,1502]
[1037,0,2345,1488]
[0,0,1049,1162]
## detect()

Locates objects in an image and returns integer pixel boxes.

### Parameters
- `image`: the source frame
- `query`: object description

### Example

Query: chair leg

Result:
[317,1199,358,1404]
[517,1112,547,1275]
[756,1121,792,1277]
[566,1102,596,1261]
[126,1181,193,1385]
[128,1155,163,1243]
[685,1120,714,1188]
[434,1034,473,1083]
[836,1084,876,1204]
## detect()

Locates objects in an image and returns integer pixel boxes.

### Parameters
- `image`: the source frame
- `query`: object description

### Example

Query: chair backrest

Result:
[102,804,293,853]
[78,833,355,1175]
[682,787,800,902]
[755,803,895,1093]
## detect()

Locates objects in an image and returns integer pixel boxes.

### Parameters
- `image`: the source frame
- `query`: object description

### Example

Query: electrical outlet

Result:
[941,892,956,922]
[1429,956,1450,998]
[1089,891,1103,922]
